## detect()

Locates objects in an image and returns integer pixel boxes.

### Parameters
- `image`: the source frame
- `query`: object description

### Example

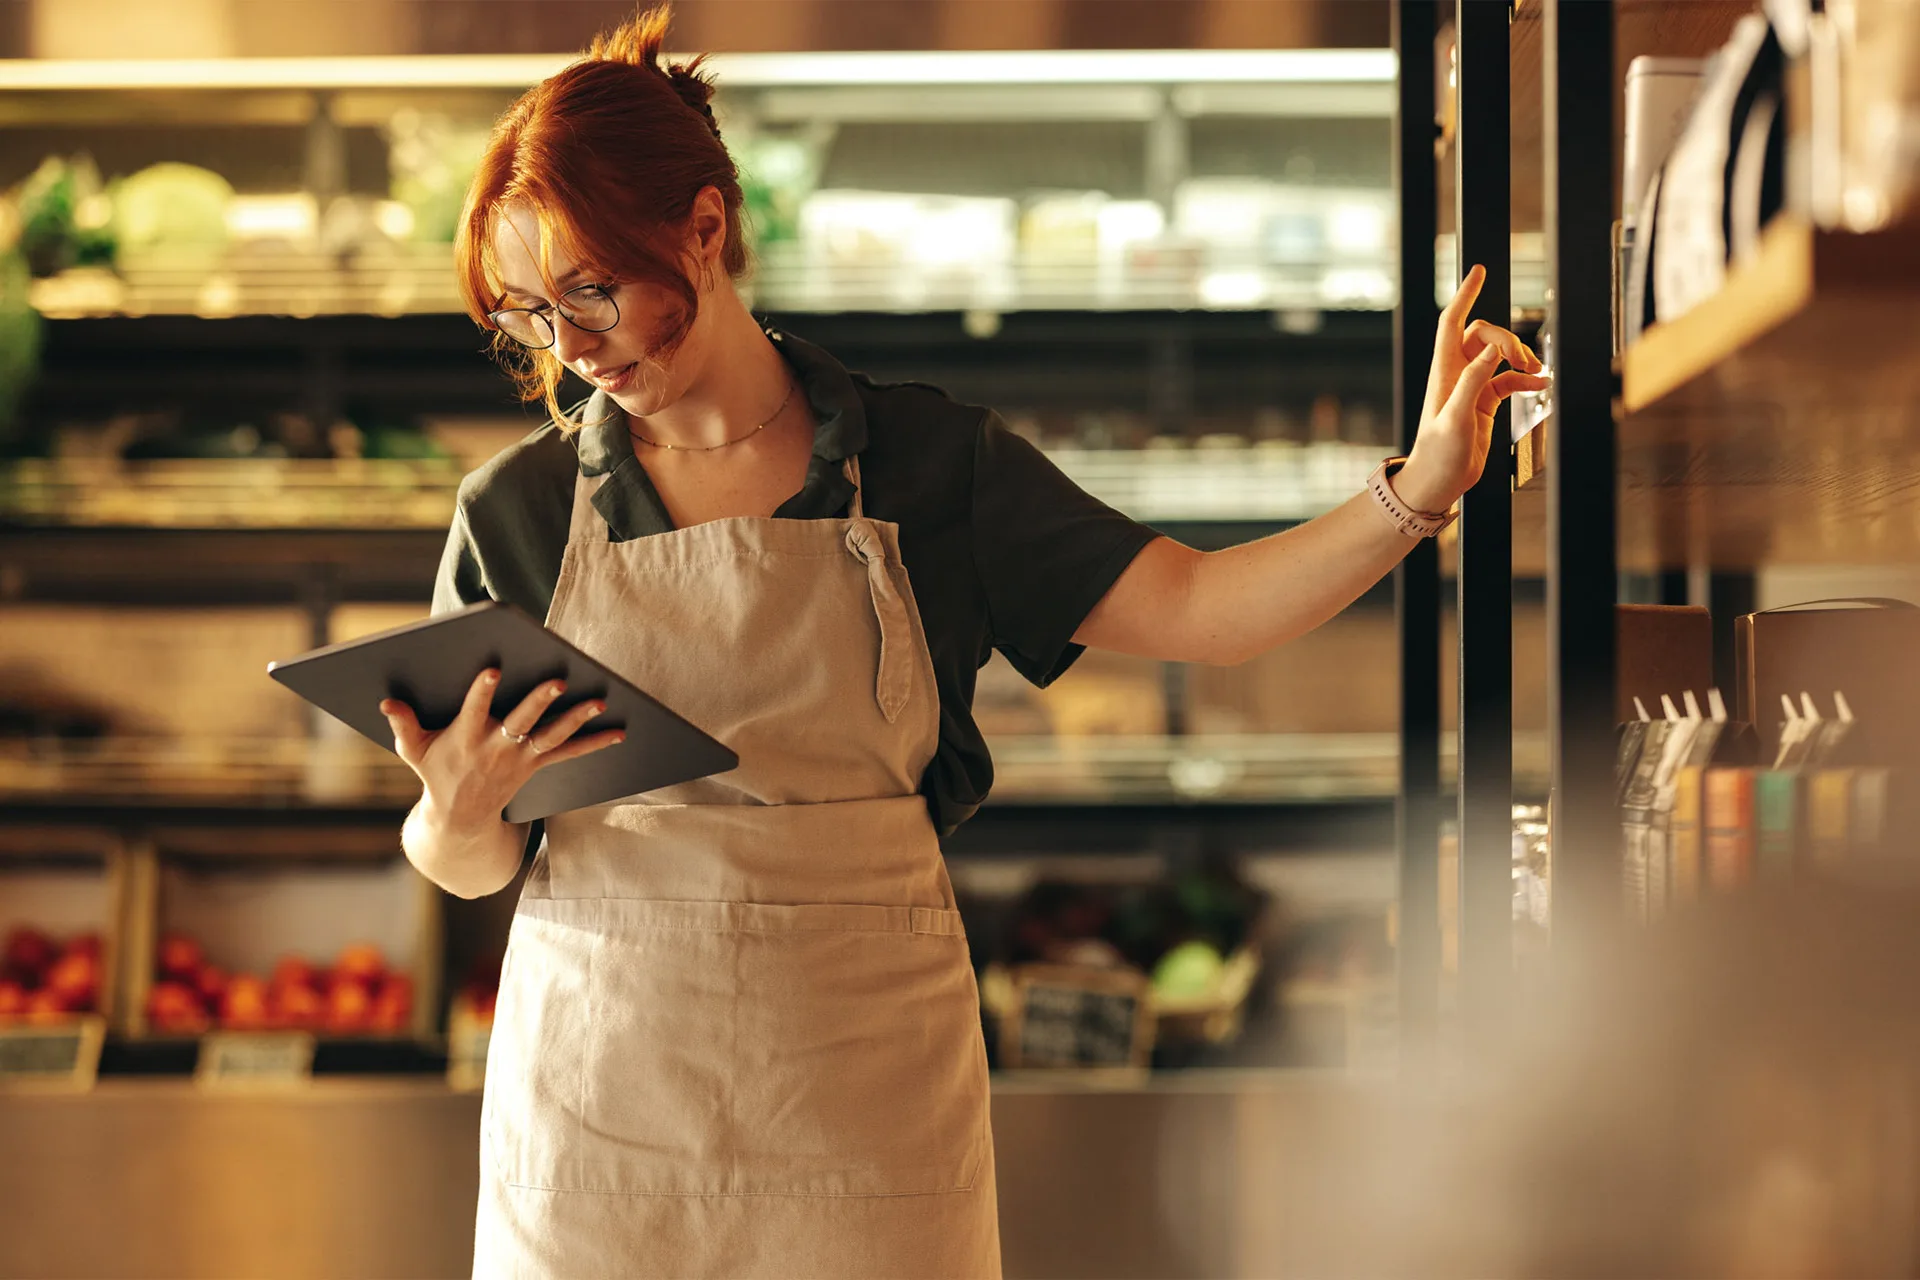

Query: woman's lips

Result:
[588,362,636,392]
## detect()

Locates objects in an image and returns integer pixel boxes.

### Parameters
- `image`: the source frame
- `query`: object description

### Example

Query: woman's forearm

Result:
[1075,492,1419,666]
[401,795,529,899]
[1181,491,1419,665]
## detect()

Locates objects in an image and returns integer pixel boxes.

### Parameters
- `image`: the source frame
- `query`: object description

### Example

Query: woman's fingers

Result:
[1488,370,1554,401]
[1462,319,1543,372]
[1443,344,1506,418]
[501,679,567,739]
[528,698,607,756]
[532,728,627,770]
[1439,263,1486,331]
[379,698,428,764]
[458,668,501,731]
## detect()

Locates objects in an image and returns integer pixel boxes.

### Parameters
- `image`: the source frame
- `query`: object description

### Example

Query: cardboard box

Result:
[1734,602,1920,765]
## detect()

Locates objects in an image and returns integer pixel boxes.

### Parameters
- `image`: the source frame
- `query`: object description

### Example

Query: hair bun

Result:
[666,62,722,138]
[585,7,722,140]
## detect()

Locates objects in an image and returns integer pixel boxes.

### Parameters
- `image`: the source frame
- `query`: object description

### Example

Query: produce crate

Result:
[0,826,126,1028]
[979,942,1262,1063]
[0,827,127,1090]
[976,864,1271,1068]
[122,829,439,1046]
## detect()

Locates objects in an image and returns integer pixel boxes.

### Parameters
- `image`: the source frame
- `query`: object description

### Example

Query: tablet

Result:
[268,601,738,822]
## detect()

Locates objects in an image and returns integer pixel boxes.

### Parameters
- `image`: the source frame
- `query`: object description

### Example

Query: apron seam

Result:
[497,1178,983,1199]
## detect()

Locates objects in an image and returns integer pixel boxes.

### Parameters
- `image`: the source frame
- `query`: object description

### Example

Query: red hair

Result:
[454,5,749,430]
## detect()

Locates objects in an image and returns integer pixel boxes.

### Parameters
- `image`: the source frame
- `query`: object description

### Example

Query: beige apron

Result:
[473,454,1001,1279]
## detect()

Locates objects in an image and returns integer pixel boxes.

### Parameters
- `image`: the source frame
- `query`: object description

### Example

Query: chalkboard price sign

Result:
[0,1016,106,1093]
[196,1032,316,1091]
[1003,964,1155,1072]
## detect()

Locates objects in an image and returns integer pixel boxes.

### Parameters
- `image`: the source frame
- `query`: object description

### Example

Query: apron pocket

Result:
[514,898,988,1197]
[729,904,988,1197]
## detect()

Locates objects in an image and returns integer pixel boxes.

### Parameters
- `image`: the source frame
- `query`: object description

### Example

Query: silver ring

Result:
[501,726,530,746]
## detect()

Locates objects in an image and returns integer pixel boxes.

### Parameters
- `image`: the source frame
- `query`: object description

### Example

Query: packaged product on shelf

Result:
[1623,58,1709,229]
[1805,0,1920,229]
[1651,15,1784,323]
[1733,599,1920,766]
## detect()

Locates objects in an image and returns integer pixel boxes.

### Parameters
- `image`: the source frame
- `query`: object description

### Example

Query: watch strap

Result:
[1367,456,1458,539]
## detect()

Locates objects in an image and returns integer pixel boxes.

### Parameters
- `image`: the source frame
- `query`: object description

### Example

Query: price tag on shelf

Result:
[195,1032,315,1091]
[0,1016,106,1092]
[1001,964,1155,1079]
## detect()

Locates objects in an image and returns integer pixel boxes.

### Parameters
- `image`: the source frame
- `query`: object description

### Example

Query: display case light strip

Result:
[0,48,1395,92]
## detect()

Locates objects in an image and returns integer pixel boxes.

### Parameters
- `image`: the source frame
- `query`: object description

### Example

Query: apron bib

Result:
[474,456,1001,1278]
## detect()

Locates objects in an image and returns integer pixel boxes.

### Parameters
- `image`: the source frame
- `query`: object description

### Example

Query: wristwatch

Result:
[1366,456,1458,539]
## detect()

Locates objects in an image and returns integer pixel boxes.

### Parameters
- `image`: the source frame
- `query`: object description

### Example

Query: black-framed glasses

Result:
[487,283,620,350]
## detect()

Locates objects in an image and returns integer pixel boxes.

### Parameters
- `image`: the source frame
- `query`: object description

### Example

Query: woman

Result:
[381,8,1548,1278]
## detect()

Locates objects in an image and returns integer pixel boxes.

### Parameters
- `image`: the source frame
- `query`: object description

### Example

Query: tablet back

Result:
[268,602,737,822]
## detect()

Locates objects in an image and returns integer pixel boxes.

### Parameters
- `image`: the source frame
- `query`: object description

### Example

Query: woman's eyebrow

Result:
[500,268,591,302]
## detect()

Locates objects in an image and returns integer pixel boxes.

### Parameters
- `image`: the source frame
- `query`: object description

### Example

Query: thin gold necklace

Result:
[629,380,797,452]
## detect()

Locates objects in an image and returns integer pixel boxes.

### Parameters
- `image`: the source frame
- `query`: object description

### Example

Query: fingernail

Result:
[592,702,607,715]
[548,681,566,696]
[613,733,627,744]
[483,670,499,685]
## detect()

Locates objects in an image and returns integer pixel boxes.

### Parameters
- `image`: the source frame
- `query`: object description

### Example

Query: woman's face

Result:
[489,201,719,418]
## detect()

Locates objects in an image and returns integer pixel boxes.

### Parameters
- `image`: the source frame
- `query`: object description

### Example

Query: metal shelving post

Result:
[1543,0,1618,958]
[1392,0,1443,1062]
[1453,0,1513,1055]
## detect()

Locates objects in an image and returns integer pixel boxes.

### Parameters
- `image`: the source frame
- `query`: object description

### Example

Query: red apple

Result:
[271,981,324,1031]
[333,942,387,987]
[219,974,271,1030]
[270,955,315,993]
[369,974,413,1035]
[24,989,68,1025]
[3,927,55,984]
[194,964,229,1008]
[324,978,373,1034]
[45,951,99,1012]
[157,933,203,983]
[0,980,25,1019]
[147,980,207,1034]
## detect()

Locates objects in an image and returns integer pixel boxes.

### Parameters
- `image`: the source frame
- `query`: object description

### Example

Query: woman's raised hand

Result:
[1394,264,1554,514]
[380,669,625,832]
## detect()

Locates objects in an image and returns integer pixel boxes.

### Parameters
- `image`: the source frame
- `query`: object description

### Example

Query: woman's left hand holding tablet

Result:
[380,669,625,897]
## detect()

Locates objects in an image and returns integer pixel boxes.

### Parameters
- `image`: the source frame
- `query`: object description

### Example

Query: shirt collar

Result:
[572,324,866,539]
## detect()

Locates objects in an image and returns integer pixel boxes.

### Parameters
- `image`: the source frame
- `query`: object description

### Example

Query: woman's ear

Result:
[688,185,728,267]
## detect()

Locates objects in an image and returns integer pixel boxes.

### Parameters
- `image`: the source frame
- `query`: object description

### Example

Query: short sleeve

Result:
[432,504,490,616]
[971,411,1160,687]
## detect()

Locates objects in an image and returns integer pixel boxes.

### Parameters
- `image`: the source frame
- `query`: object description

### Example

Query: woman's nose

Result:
[551,316,597,364]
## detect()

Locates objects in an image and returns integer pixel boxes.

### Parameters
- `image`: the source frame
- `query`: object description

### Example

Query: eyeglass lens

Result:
[495,285,618,349]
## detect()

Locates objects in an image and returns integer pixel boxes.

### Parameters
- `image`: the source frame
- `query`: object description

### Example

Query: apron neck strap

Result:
[843,455,865,519]
[568,469,611,544]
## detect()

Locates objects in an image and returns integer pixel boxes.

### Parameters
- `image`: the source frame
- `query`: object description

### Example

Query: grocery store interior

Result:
[2,0,1919,1275]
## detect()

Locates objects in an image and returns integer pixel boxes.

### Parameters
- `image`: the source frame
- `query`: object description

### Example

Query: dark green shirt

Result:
[433,326,1159,835]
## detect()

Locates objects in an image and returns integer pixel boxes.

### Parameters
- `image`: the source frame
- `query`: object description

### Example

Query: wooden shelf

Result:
[1622,215,1920,414]
[1513,216,1920,569]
